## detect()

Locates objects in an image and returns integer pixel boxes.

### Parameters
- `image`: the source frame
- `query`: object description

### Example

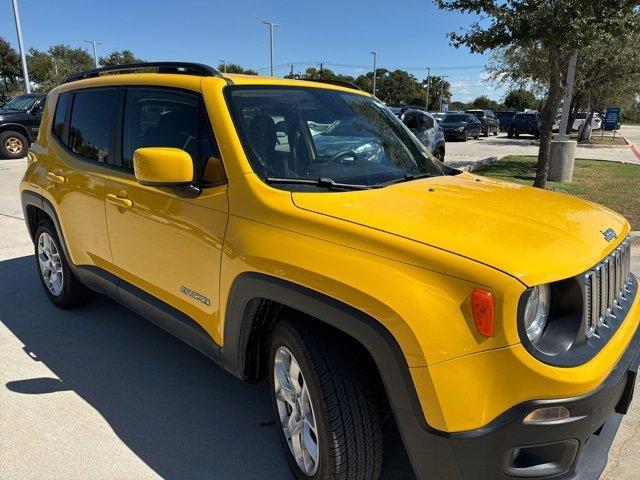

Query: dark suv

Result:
[0,93,47,158]
[465,109,499,136]
[507,112,541,139]
[495,111,517,132]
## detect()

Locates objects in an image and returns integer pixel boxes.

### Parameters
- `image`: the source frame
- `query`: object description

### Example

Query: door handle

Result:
[46,171,66,184]
[106,193,133,209]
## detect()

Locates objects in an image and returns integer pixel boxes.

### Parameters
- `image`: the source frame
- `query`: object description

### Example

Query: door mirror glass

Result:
[133,147,194,186]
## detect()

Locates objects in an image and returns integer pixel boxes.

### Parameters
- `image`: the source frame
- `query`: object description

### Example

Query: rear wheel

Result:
[34,220,93,308]
[0,131,28,159]
[269,320,384,480]
[507,131,513,138]
[474,131,480,140]
[463,131,469,142]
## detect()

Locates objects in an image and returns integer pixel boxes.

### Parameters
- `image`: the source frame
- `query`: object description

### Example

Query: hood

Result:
[291,174,629,285]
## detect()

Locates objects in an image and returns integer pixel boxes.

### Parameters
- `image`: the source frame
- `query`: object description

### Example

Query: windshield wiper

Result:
[265,177,373,191]
[375,172,434,187]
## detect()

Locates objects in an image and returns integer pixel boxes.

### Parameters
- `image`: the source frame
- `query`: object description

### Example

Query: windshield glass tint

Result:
[227,87,444,187]
[442,114,467,122]
[2,95,39,111]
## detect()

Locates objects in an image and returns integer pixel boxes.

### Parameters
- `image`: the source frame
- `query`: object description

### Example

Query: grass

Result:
[474,155,640,228]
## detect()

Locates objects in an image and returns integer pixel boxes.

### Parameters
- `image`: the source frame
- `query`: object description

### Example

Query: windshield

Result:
[226,86,448,189]
[442,114,468,122]
[467,111,484,118]
[2,95,39,111]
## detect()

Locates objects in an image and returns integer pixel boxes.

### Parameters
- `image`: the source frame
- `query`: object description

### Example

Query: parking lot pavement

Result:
[444,132,640,165]
[0,158,638,479]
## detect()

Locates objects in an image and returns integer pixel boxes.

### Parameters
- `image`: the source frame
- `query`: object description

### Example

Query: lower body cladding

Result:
[400,323,640,479]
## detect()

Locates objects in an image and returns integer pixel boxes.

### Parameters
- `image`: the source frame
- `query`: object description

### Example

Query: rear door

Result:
[44,88,117,269]
[104,87,228,344]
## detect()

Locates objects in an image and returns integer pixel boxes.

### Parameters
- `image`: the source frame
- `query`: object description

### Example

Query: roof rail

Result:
[302,78,362,91]
[63,62,221,84]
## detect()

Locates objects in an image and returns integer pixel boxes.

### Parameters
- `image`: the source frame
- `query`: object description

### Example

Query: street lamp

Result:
[262,20,280,77]
[439,75,449,112]
[11,0,30,93]
[84,40,102,68]
[425,67,431,110]
[219,60,227,73]
[370,51,378,96]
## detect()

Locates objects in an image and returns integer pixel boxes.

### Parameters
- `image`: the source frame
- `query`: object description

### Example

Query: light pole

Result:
[262,20,280,77]
[219,60,227,73]
[439,75,449,112]
[11,0,30,93]
[370,51,378,96]
[425,67,431,110]
[84,40,102,68]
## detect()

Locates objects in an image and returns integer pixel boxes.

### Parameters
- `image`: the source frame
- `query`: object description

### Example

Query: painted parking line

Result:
[630,144,640,161]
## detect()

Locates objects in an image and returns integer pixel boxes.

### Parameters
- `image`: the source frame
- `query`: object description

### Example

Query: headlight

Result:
[456,126,465,131]
[523,284,550,342]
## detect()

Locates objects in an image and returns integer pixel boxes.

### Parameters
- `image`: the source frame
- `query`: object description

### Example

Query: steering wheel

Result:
[328,149,359,164]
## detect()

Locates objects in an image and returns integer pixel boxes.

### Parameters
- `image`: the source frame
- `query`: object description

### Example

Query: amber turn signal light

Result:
[471,289,494,337]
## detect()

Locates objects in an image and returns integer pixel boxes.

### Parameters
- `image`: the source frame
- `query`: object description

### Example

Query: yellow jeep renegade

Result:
[20,62,640,480]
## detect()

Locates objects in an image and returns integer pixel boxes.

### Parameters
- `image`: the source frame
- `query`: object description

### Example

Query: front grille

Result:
[583,237,633,338]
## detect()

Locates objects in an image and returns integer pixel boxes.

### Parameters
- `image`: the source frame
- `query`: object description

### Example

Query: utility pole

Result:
[11,0,30,93]
[319,62,323,76]
[219,60,227,73]
[439,76,449,112]
[289,64,294,77]
[262,20,280,76]
[425,67,431,110]
[557,52,578,141]
[370,52,378,96]
[84,40,102,68]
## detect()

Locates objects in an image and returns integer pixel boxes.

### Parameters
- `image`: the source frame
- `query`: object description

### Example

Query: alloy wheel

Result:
[37,232,63,296]
[5,136,23,154]
[274,346,320,476]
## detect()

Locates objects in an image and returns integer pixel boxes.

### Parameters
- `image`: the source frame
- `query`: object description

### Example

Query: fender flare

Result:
[0,123,33,143]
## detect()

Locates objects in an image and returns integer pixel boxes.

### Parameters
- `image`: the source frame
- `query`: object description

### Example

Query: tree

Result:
[436,0,639,188]
[27,44,93,92]
[504,88,537,111]
[217,63,257,75]
[0,37,22,99]
[470,95,500,111]
[99,50,142,67]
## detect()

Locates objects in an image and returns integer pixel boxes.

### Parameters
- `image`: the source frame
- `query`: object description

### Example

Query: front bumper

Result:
[399,318,640,480]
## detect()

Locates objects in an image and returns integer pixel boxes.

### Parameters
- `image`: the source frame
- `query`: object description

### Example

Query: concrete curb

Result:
[452,156,498,173]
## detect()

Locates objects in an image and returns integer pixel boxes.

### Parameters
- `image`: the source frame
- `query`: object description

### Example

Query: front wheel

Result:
[269,320,383,480]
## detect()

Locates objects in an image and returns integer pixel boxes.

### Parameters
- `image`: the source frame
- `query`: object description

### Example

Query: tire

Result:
[269,320,384,480]
[493,126,499,136]
[34,220,93,308]
[0,131,28,159]
[483,128,489,137]
[507,131,513,138]
[433,147,445,162]
[474,131,480,140]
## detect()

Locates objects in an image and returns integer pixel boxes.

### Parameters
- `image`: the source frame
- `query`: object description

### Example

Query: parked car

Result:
[495,111,517,132]
[391,107,446,161]
[507,112,541,138]
[432,112,446,123]
[21,62,640,480]
[553,112,603,132]
[439,112,482,141]
[0,93,47,158]
[465,109,500,136]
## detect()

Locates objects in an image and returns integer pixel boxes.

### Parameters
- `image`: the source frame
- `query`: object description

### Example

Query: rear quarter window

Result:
[52,92,71,141]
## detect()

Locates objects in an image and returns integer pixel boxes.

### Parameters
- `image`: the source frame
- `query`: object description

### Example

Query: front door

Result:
[104,88,228,344]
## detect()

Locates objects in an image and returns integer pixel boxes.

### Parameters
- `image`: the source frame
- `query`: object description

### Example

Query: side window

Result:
[53,92,71,141]
[403,111,420,131]
[422,114,434,130]
[69,89,118,163]
[122,89,198,170]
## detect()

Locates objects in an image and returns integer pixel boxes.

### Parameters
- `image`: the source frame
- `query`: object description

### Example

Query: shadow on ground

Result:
[1,255,414,479]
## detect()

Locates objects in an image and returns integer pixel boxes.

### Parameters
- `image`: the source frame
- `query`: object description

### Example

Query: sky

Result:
[0,0,507,103]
